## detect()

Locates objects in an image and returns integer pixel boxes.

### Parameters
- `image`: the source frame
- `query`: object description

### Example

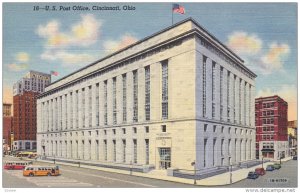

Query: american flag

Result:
[173,4,185,14]
[50,71,59,76]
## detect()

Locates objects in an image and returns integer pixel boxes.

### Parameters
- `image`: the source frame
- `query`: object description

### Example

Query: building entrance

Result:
[159,148,171,169]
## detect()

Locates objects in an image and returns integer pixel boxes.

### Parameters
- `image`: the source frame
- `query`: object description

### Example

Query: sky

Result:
[2,2,298,121]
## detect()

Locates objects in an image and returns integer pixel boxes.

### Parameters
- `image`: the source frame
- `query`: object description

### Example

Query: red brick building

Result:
[12,91,39,150]
[255,95,288,160]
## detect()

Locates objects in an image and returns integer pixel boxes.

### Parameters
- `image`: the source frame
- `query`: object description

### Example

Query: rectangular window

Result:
[133,127,137,134]
[145,66,151,121]
[104,140,107,161]
[133,70,138,122]
[89,86,92,127]
[95,84,100,126]
[204,138,207,167]
[145,139,149,164]
[113,77,117,125]
[162,60,168,119]
[145,126,149,133]
[104,81,108,125]
[82,88,85,127]
[162,125,167,132]
[212,62,216,118]
[202,56,207,117]
[76,90,79,128]
[113,140,116,162]
[122,139,126,163]
[133,139,137,164]
[227,72,230,122]
[122,74,127,123]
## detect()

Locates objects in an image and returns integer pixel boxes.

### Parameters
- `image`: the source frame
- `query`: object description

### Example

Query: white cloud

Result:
[260,42,290,73]
[41,50,95,67]
[16,52,30,63]
[36,14,101,48]
[256,84,297,121]
[7,63,28,72]
[104,33,138,53]
[227,31,262,55]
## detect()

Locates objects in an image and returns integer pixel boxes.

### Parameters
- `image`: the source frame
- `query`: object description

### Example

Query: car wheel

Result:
[29,173,34,177]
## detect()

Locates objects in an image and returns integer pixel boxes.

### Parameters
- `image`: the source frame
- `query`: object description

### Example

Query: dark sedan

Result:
[247,172,259,179]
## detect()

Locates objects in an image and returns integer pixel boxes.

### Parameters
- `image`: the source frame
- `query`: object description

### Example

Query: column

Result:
[72,91,77,129]
[116,75,123,124]
[245,82,249,126]
[37,102,41,133]
[222,68,228,121]
[127,71,133,123]
[78,89,83,129]
[205,58,212,119]
[150,63,161,121]
[250,85,255,127]
[85,86,89,128]
[235,77,240,124]
[92,84,96,127]
[229,73,234,122]
[99,82,104,127]
[138,67,145,122]
[107,79,113,126]
[215,63,221,120]
[240,80,245,125]
[196,52,203,118]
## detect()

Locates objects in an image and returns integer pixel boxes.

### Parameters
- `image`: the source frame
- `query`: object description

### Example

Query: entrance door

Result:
[159,148,171,169]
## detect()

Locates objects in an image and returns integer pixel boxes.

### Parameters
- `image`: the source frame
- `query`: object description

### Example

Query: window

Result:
[213,125,216,132]
[82,88,85,127]
[145,126,149,133]
[162,60,168,119]
[89,131,91,136]
[145,66,151,121]
[112,129,116,135]
[95,84,99,126]
[104,130,107,135]
[113,78,117,125]
[104,81,108,125]
[161,125,166,133]
[202,56,207,117]
[122,128,126,134]
[133,127,137,134]
[145,139,149,164]
[113,140,116,162]
[122,139,126,163]
[204,138,207,167]
[133,139,137,164]
[221,126,224,133]
[122,74,127,123]
[133,70,138,122]
[104,140,107,161]
[89,86,92,127]
[204,124,208,132]
[228,127,231,134]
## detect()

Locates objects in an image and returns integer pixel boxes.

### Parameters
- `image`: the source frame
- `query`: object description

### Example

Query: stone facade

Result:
[37,18,256,171]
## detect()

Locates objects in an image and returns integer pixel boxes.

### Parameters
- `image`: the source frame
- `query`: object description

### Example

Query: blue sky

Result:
[2,3,298,120]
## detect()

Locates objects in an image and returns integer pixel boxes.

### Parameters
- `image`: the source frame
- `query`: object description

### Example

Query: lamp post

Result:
[229,165,233,184]
[191,161,196,185]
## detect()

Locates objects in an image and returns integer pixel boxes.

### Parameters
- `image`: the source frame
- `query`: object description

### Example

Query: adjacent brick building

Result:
[12,71,51,151]
[255,95,288,160]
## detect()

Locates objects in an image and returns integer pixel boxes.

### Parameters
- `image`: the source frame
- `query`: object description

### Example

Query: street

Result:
[2,156,297,188]
[221,159,298,188]
[2,156,195,188]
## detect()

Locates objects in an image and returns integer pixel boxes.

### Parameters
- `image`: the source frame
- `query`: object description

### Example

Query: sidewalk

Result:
[35,157,292,186]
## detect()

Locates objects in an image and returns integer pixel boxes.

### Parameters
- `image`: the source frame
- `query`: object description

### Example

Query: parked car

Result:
[293,156,297,160]
[273,163,281,169]
[266,165,275,171]
[247,171,259,179]
[255,167,266,175]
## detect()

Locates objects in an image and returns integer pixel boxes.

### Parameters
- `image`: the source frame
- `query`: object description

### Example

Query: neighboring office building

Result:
[3,103,13,153]
[288,120,297,156]
[255,95,288,160]
[12,71,51,151]
[37,18,256,171]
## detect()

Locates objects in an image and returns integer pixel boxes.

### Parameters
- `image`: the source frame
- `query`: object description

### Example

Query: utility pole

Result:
[230,165,233,184]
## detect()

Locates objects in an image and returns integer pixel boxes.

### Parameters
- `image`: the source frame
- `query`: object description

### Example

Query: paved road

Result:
[2,156,196,188]
[221,159,298,188]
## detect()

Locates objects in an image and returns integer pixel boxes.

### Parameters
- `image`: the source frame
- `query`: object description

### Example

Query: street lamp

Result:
[191,161,196,185]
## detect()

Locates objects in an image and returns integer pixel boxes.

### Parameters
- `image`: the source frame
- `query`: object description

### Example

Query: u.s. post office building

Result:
[37,18,257,171]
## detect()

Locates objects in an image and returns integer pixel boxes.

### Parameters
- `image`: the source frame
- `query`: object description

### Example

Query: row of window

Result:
[41,61,168,131]
[203,124,253,135]
[202,55,252,126]
[45,138,150,164]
